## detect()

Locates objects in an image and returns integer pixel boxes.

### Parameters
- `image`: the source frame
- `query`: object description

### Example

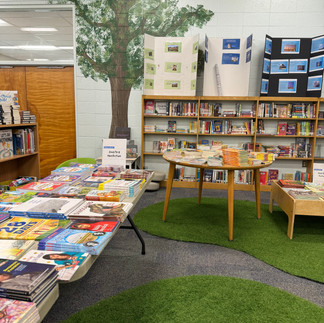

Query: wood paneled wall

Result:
[0,66,76,178]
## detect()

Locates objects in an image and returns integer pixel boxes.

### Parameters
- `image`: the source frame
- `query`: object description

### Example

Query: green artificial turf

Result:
[133,198,324,282]
[63,276,324,323]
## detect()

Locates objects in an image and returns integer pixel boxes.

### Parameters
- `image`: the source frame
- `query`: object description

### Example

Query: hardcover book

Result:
[167,120,177,133]
[0,216,69,240]
[144,100,155,114]
[20,250,89,281]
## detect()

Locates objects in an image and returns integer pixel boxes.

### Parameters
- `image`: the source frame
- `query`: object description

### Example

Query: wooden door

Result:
[26,66,76,178]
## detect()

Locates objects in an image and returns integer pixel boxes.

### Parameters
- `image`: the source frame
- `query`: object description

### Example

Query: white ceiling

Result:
[0,6,74,64]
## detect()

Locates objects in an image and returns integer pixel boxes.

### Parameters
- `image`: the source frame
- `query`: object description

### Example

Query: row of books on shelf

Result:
[263,138,312,158]
[257,120,315,136]
[200,119,254,135]
[0,128,35,159]
[144,100,198,116]
[258,103,316,118]
[172,166,310,185]
[144,120,198,134]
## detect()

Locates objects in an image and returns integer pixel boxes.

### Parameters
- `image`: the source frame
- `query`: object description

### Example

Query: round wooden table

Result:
[162,154,272,241]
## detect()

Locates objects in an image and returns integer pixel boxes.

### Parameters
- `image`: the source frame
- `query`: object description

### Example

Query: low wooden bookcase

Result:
[269,180,324,239]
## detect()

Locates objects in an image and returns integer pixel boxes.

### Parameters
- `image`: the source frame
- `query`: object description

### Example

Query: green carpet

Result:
[133,198,324,282]
[63,276,324,323]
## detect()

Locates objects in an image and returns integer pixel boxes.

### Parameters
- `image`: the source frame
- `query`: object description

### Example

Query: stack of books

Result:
[0,297,40,322]
[38,228,115,255]
[9,197,84,220]
[20,250,89,282]
[68,200,133,222]
[19,110,36,124]
[56,185,96,199]
[0,259,58,305]
[51,166,93,179]
[222,148,249,166]
[100,178,143,197]
[119,169,153,180]
[39,174,82,186]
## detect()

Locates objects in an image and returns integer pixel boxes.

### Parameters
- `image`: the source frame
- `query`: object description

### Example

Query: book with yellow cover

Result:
[85,190,125,202]
[0,217,69,240]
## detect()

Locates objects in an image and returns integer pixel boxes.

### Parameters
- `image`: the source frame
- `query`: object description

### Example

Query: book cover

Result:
[277,122,287,135]
[0,129,13,159]
[278,179,305,188]
[51,167,91,178]
[20,250,89,281]
[212,120,223,133]
[0,297,39,322]
[85,190,125,202]
[0,240,35,260]
[67,220,119,233]
[0,191,36,204]
[0,216,69,240]
[167,137,176,150]
[155,101,169,115]
[16,181,67,193]
[268,169,279,183]
[39,174,82,184]
[259,171,268,185]
[9,197,84,219]
[57,186,95,198]
[68,201,133,222]
[0,259,56,294]
[167,120,177,133]
[144,100,155,114]
[159,141,168,153]
[288,189,320,200]
[38,228,113,255]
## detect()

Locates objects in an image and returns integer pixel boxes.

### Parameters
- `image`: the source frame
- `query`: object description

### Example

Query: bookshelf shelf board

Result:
[257,117,316,121]
[144,132,197,135]
[144,115,197,118]
[0,152,38,163]
[316,136,324,139]
[314,157,324,160]
[256,134,314,138]
[0,123,37,128]
[143,95,198,101]
[318,118,324,121]
[275,157,313,161]
[199,133,254,137]
[199,116,255,119]
[143,152,163,156]
[259,96,318,102]
[200,96,259,101]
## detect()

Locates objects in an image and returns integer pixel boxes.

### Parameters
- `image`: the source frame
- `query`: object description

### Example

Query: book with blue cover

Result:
[38,228,114,255]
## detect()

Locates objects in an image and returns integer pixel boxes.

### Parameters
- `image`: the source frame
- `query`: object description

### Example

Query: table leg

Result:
[254,168,261,219]
[227,169,234,241]
[162,162,175,222]
[198,168,204,205]
[269,182,273,214]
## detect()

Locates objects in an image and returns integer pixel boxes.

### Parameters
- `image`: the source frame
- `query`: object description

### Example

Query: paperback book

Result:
[85,190,126,202]
[56,185,96,198]
[0,297,40,323]
[51,167,92,179]
[38,228,114,255]
[0,240,35,260]
[67,220,119,233]
[9,197,84,219]
[0,217,70,241]
[20,250,89,281]
[0,259,57,295]
[0,191,37,204]
[39,174,82,185]
[16,181,67,194]
[68,201,133,222]
[288,189,320,200]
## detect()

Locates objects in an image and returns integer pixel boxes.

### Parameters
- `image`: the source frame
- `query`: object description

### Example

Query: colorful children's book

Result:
[85,190,126,202]
[9,197,84,219]
[0,240,35,260]
[51,167,92,178]
[67,220,119,233]
[39,174,82,185]
[20,250,89,281]
[0,216,69,240]
[16,181,67,194]
[0,297,40,323]
[0,191,36,204]
[38,228,114,255]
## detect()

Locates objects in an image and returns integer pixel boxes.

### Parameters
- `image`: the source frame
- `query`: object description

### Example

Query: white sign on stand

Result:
[102,139,126,168]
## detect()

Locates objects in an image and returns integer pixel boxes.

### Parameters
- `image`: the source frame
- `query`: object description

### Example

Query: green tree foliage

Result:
[50,0,214,137]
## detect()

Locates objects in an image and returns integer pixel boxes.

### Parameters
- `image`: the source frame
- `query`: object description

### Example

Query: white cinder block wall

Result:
[75,0,324,158]
[0,0,323,161]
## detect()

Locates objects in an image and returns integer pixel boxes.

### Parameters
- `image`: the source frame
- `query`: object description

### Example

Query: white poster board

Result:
[102,139,126,168]
[143,34,199,96]
[313,162,324,184]
[203,35,253,96]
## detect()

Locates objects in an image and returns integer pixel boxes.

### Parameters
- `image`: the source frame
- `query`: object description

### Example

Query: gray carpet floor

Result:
[43,188,324,322]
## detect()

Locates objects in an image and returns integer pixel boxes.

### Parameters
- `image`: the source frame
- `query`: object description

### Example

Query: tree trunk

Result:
[109,77,132,138]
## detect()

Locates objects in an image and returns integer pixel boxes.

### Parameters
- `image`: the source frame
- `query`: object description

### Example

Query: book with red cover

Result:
[259,171,268,185]
[268,169,279,183]
[277,122,287,135]
[278,179,305,188]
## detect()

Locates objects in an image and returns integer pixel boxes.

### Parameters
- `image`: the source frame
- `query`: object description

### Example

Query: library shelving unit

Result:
[0,123,40,182]
[141,95,324,192]
[314,97,324,162]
